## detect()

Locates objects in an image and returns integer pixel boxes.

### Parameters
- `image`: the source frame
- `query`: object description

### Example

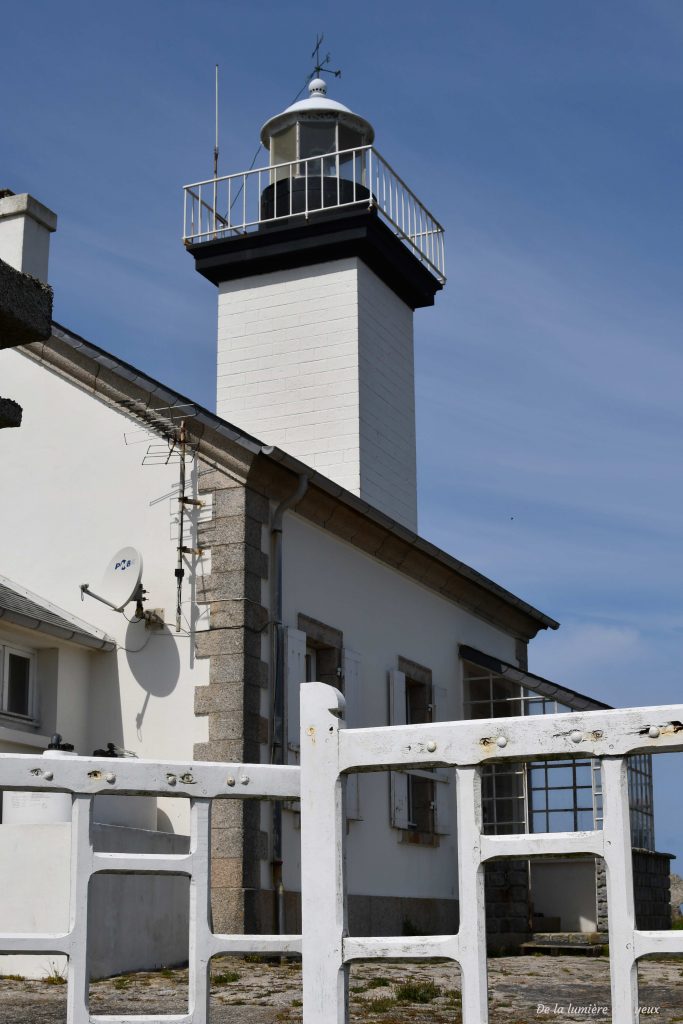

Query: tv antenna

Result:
[80,547,145,616]
[310,34,341,80]
[173,419,203,633]
[129,403,203,633]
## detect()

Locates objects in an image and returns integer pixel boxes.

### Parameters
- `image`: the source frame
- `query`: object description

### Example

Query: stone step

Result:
[521,932,608,957]
[521,942,604,957]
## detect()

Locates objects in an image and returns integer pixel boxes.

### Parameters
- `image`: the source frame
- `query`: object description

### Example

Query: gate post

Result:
[601,756,639,1022]
[300,683,348,1024]
[66,794,93,1024]
[456,766,489,1024]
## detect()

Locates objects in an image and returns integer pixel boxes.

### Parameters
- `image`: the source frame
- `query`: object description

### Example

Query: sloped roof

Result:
[0,575,115,651]
[20,322,560,641]
[460,645,611,712]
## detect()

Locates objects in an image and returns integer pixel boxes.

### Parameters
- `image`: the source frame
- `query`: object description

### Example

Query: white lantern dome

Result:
[260,78,375,163]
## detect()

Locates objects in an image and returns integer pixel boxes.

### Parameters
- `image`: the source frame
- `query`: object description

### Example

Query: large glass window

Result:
[592,753,654,851]
[529,759,594,833]
[462,659,655,847]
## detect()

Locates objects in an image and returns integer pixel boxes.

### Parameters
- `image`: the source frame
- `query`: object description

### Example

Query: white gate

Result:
[1,681,682,1023]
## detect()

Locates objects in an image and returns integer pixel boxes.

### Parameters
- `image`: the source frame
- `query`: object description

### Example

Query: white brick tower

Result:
[185,78,445,531]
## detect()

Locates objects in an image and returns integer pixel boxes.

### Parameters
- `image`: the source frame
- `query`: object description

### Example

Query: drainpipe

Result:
[267,464,309,936]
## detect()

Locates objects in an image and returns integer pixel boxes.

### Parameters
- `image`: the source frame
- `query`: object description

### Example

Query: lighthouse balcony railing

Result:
[182,145,446,283]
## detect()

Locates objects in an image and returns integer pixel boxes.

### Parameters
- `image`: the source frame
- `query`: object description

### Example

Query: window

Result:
[529,759,595,834]
[285,616,361,820]
[462,656,655,847]
[463,659,595,836]
[405,672,435,833]
[287,616,343,765]
[1,644,36,720]
[389,658,450,838]
[592,753,654,851]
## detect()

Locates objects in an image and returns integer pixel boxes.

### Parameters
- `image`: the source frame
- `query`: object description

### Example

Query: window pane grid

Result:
[463,660,658,847]
[463,662,609,838]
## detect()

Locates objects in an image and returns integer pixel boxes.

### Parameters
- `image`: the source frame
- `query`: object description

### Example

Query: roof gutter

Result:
[0,606,116,652]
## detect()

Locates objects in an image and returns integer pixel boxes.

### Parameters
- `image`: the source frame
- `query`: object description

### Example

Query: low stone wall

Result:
[596,850,674,931]
[279,892,459,937]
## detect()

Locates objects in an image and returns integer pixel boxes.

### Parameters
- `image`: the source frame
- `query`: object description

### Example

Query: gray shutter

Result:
[286,627,307,765]
[388,669,409,829]
[431,684,452,835]
[342,648,362,820]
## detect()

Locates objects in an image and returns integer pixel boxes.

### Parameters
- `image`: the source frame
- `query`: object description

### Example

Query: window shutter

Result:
[388,670,409,829]
[342,648,362,820]
[431,684,452,835]
[286,627,307,765]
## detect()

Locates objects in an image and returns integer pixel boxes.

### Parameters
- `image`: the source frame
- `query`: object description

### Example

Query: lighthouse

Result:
[184,76,445,532]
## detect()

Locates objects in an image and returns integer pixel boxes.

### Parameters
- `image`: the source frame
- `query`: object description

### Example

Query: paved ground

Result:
[0,954,681,1023]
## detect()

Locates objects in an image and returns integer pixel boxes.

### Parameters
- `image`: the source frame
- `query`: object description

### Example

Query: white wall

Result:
[282,511,519,901]
[0,348,210,832]
[357,265,416,530]
[0,823,189,979]
[217,258,417,530]
[530,859,597,932]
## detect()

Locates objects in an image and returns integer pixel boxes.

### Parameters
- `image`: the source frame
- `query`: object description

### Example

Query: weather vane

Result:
[311,33,341,80]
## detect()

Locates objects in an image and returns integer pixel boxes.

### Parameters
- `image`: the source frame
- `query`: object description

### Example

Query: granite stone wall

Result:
[485,859,530,940]
[194,464,272,934]
[596,851,673,931]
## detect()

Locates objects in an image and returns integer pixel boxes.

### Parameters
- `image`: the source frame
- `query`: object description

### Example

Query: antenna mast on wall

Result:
[173,419,203,633]
[125,401,203,633]
[213,64,219,178]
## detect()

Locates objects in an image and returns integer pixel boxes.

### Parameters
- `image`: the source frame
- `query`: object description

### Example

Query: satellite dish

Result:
[80,547,144,613]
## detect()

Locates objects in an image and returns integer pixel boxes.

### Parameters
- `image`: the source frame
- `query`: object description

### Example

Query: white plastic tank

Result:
[2,737,157,830]
[91,743,157,831]
[2,736,75,824]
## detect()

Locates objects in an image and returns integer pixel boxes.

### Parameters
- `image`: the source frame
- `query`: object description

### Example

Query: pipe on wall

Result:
[268,469,309,936]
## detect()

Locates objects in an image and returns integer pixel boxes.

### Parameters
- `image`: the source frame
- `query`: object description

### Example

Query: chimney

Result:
[0,191,58,283]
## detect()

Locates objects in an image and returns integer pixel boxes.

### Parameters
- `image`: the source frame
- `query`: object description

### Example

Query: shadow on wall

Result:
[124,619,181,735]
[88,649,125,755]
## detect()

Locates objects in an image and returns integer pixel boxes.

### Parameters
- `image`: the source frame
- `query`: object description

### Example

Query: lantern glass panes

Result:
[271,125,297,181]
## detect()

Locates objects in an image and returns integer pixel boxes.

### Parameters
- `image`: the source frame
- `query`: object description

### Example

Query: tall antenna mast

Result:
[213,64,219,178]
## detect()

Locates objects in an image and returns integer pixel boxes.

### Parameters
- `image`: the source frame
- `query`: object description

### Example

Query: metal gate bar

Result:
[300,683,683,1024]
[0,756,300,1023]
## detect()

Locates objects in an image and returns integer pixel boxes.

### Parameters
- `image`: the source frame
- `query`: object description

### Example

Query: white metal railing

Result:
[1,687,682,1022]
[182,147,446,283]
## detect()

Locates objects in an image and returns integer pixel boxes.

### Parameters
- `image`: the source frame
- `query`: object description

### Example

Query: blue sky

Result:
[3,2,682,864]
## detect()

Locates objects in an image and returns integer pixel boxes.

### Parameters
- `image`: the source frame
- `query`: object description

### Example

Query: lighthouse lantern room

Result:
[259,78,374,218]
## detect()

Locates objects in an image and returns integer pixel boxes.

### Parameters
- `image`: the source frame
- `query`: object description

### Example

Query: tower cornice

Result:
[186,209,442,310]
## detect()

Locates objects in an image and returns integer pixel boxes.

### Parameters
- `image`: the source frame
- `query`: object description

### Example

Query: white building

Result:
[0,77,671,975]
